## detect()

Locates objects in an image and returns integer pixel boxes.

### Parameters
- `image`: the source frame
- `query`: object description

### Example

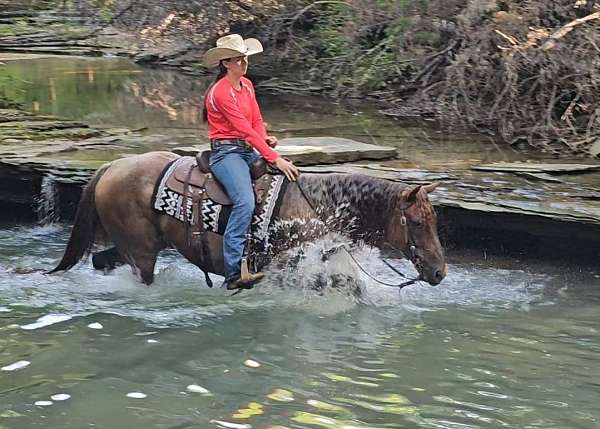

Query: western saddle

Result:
[164,150,270,228]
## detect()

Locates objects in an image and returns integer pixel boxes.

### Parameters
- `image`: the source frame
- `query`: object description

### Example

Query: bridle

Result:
[386,201,423,273]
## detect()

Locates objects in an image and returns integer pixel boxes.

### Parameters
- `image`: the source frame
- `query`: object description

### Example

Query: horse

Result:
[49,151,447,287]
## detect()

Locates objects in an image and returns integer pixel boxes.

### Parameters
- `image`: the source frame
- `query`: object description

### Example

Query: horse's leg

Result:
[127,248,159,285]
[102,217,163,285]
[92,247,124,272]
[95,248,159,286]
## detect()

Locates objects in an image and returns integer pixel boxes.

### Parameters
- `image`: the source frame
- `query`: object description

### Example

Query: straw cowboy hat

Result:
[204,34,263,68]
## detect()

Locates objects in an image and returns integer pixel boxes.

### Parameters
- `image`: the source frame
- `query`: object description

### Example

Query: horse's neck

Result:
[298,173,397,236]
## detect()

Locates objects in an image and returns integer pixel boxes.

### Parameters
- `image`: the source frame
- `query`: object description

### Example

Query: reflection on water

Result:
[0,56,536,168]
[0,224,599,428]
[0,57,202,131]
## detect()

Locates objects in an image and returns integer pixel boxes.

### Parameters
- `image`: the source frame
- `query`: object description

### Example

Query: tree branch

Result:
[542,11,600,50]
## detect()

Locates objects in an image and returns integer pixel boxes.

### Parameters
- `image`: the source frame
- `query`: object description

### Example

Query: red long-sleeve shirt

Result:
[205,76,279,163]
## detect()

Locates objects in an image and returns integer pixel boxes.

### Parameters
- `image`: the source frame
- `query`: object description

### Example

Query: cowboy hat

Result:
[204,34,263,68]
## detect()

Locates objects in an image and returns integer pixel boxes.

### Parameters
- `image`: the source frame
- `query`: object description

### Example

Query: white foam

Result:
[126,392,147,399]
[21,314,72,330]
[1,360,30,371]
[147,339,158,343]
[0,306,11,313]
[34,401,53,406]
[186,384,209,394]
[87,323,103,330]
[50,394,71,401]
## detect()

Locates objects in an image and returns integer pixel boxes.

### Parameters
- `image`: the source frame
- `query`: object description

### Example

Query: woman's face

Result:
[224,55,248,76]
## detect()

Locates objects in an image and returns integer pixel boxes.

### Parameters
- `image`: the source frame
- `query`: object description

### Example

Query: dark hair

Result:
[202,62,228,123]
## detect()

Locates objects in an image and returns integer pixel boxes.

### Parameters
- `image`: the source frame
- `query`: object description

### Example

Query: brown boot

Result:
[226,271,265,290]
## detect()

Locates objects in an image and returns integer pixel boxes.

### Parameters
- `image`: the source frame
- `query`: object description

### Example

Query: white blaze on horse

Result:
[49,151,447,287]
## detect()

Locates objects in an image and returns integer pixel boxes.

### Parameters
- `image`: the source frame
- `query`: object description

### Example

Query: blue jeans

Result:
[209,145,261,283]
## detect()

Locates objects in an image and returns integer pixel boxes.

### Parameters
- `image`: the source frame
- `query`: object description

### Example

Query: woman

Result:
[202,34,299,290]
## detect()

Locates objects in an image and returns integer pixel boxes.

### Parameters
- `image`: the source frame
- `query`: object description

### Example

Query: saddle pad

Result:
[152,157,287,239]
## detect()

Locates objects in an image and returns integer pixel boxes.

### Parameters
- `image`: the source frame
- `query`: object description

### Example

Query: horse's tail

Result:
[48,163,111,274]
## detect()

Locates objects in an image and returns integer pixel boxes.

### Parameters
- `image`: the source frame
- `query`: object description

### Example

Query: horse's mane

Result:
[298,173,433,239]
[300,173,395,210]
[300,174,434,217]
[413,186,436,223]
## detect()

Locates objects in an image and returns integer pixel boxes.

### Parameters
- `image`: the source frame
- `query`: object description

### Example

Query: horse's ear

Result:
[401,185,422,205]
[423,182,440,193]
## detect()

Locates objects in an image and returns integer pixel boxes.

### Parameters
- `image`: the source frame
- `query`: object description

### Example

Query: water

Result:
[1,224,599,428]
[35,175,60,225]
[0,55,538,168]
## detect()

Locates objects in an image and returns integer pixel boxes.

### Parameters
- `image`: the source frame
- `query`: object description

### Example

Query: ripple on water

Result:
[21,314,73,330]
[1,360,31,371]
[232,402,264,419]
[291,411,381,429]
[267,389,294,402]
[87,322,103,329]
[50,393,71,401]
[186,384,210,394]
[210,421,252,429]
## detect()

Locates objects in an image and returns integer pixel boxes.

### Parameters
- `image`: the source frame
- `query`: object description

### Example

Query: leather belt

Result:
[210,138,251,150]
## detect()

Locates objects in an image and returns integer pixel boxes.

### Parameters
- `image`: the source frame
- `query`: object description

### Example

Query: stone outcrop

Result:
[173,137,398,166]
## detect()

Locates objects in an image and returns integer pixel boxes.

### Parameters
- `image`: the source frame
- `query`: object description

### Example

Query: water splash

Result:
[0,224,564,328]
[36,175,60,225]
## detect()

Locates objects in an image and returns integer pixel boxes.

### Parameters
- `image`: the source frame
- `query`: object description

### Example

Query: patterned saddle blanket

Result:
[152,156,287,240]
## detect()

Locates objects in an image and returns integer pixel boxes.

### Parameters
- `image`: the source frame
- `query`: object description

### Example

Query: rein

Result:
[295,181,420,291]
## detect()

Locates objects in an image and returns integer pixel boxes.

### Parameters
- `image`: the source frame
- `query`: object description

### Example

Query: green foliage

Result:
[0,25,18,37]
[353,51,396,91]
[13,18,31,34]
[267,0,447,94]
[93,0,118,22]
[317,27,349,57]
[311,5,352,58]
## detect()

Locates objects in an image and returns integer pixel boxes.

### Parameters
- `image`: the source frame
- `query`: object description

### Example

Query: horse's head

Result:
[385,183,447,285]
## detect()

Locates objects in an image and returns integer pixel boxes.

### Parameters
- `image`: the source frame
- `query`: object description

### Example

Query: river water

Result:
[1,224,599,429]
[1,57,600,429]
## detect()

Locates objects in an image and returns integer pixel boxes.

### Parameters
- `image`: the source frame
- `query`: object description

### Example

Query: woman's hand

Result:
[266,135,278,148]
[274,157,299,182]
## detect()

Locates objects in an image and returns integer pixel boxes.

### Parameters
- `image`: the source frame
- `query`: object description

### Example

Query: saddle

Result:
[165,151,269,206]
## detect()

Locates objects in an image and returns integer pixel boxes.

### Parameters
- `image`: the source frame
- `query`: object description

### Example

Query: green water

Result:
[1,56,600,429]
[0,225,599,429]
[0,55,533,169]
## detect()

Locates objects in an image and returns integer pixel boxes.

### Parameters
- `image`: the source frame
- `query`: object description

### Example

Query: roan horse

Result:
[50,151,446,287]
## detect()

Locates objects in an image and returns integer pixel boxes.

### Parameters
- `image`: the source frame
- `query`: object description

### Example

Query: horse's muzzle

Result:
[423,263,447,286]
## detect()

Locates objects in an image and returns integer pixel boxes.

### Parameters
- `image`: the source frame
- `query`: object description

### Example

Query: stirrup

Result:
[240,257,264,283]
[226,258,265,290]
